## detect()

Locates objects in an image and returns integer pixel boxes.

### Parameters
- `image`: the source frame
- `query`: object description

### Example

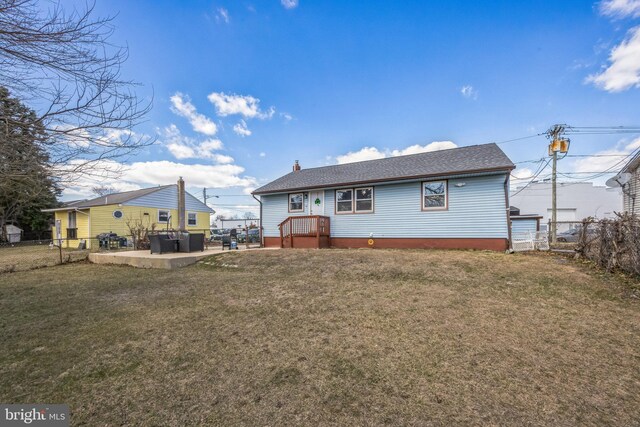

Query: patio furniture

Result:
[149,234,178,254]
[178,233,205,253]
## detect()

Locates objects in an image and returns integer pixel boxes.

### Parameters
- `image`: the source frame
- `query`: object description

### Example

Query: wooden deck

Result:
[279,215,331,248]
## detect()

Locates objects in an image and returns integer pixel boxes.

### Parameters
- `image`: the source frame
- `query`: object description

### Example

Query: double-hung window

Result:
[422,180,447,210]
[288,193,304,212]
[158,209,170,223]
[335,187,373,214]
[187,212,197,226]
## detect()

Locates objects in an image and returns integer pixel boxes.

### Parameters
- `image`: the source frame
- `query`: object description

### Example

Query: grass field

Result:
[0,249,639,425]
[0,245,88,273]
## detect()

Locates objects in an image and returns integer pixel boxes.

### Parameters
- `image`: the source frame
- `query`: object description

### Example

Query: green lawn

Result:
[0,249,638,425]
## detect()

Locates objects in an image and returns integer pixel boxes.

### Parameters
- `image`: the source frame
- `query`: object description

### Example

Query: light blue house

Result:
[253,143,516,251]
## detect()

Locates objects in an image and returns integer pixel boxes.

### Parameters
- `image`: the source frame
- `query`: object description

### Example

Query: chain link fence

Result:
[571,215,640,277]
[1,227,262,273]
[0,239,89,273]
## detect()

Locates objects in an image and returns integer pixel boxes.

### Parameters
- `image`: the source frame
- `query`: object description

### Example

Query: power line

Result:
[494,134,546,145]
[509,158,551,197]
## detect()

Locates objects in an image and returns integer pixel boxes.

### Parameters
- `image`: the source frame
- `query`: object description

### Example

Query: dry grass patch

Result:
[0,245,88,273]
[0,249,639,425]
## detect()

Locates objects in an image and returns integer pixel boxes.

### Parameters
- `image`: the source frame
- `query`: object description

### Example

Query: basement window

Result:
[187,212,197,226]
[158,209,170,223]
[289,193,304,212]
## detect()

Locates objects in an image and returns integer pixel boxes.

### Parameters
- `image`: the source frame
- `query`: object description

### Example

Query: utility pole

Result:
[546,124,570,244]
[551,146,558,243]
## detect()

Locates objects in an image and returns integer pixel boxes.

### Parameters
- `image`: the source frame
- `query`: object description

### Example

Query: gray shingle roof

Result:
[253,143,514,195]
[62,185,173,208]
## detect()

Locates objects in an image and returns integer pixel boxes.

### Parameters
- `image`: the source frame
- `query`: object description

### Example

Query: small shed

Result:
[510,206,542,234]
[5,224,22,243]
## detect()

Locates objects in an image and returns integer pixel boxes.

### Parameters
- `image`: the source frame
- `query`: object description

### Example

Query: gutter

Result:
[252,194,263,248]
[41,207,90,213]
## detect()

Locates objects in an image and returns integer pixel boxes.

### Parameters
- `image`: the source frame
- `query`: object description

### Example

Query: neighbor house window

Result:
[187,212,197,226]
[158,209,170,223]
[289,193,304,212]
[336,187,374,214]
[113,210,123,219]
[422,180,447,210]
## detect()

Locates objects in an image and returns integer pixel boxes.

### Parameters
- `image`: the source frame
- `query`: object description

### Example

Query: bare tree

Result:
[91,185,116,197]
[0,0,153,184]
[242,211,256,219]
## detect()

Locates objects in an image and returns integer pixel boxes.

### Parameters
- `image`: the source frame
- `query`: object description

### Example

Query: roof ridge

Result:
[80,184,174,204]
[285,143,498,174]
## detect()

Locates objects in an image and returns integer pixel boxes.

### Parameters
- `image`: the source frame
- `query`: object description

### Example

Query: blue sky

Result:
[65,0,640,217]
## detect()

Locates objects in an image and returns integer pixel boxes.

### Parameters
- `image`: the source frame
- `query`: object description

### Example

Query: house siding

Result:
[52,209,90,248]
[511,218,539,234]
[623,166,639,215]
[123,185,209,212]
[262,193,310,237]
[52,206,210,249]
[89,205,210,237]
[261,174,509,240]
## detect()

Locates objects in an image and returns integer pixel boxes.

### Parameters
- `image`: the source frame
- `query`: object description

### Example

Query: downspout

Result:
[504,173,512,251]
[252,194,263,247]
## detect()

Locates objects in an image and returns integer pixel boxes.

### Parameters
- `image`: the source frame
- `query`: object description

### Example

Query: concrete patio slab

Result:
[88,246,274,269]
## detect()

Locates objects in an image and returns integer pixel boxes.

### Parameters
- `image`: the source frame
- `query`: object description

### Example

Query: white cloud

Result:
[391,141,457,156]
[600,0,640,18]
[460,85,478,100]
[167,142,195,159]
[160,124,228,162]
[60,159,258,200]
[587,26,640,92]
[336,147,386,164]
[281,0,298,9]
[335,141,458,165]
[216,7,230,23]
[572,137,640,174]
[209,153,235,164]
[207,92,275,119]
[199,138,223,152]
[281,112,293,121]
[259,152,266,157]
[170,92,218,136]
[233,120,252,137]
[509,167,535,189]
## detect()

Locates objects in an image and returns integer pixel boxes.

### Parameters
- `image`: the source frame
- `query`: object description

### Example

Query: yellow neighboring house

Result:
[42,184,213,249]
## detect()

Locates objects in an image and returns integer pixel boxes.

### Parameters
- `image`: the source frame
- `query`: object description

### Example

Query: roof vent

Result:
[293,160,301,172]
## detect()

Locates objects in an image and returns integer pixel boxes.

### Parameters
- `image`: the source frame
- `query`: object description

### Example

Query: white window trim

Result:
[422,180,448,211]
[335,188,354,214]
[158,209,170,223]
[187,212,197,226]
[354,187,374,213]
[288,193,305,213]
[335,187,374,214]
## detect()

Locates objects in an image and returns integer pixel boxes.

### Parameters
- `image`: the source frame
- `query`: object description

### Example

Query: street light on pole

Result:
[202,188,219,204]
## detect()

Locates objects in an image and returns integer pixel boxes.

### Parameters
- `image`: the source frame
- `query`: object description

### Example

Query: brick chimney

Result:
[293,160,301,172]
[177,177,186,231]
